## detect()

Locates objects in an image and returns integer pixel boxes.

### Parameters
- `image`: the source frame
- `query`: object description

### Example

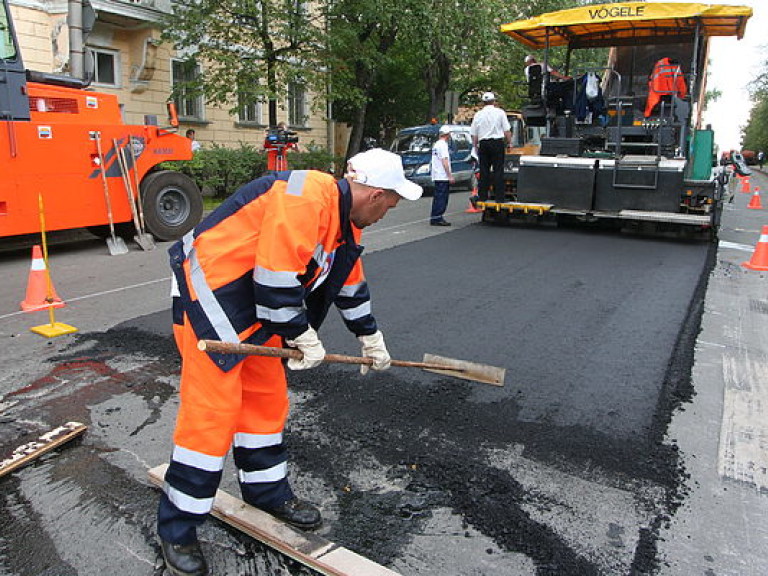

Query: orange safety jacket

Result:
[169,170,377,371]
[644,57,688,117]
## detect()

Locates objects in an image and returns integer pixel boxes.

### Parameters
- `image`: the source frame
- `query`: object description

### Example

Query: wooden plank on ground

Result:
[0,422,87,479]
[148,464,400,576]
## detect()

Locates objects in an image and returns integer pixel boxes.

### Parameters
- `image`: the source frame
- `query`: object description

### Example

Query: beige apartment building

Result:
[9,0,345,155]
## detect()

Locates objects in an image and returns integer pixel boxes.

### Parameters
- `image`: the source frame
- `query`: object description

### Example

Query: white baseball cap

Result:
[524,55,535,63]
[481,92,496,102]
[347,148,423,201]
[439,125,452,135]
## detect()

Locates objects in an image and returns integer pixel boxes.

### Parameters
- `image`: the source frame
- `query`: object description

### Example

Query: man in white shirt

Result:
[524,55,569,82]
[430,125,455,226]
[470,92,512,204]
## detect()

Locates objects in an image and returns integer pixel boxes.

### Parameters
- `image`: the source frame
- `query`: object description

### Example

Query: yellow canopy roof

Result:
[500,2,752,49]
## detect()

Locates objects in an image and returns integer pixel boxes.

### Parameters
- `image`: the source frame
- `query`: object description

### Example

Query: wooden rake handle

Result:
[197,340,465,372]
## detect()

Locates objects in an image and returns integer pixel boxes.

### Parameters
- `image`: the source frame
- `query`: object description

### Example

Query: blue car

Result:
[389,124,477,195]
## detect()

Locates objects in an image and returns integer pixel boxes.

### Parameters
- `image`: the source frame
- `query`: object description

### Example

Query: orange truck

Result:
[1,0,202,242]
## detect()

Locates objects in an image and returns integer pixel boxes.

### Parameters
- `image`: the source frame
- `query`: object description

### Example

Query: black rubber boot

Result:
[263,497,322,530]
[160,538,208,576]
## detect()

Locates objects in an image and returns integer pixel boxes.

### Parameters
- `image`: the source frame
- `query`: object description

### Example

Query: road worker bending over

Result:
[158,148,422,576]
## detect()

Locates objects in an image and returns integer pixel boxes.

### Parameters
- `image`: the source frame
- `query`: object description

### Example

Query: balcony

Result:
[90,0,172,27]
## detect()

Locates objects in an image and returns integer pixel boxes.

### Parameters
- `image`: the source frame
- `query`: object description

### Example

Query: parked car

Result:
[731,152,752,177]
[389,124,477,194]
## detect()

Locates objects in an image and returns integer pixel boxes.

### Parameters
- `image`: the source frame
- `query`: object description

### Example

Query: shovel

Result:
[198,340,506,386]
[127,143,150,237]
[114,138,155,251]
[93,133,129,256]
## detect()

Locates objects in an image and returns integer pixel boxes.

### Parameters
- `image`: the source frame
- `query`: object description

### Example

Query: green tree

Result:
[327,0,576,151]
[414,0,515,122]
[161,0,328,126]
[450,0,599,112]
[327,0,421,158]
[743,98,768,153]
[363,46,429,143]
[742,49,768,153]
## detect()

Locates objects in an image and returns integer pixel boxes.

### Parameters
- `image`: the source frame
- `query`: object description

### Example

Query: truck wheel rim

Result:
[155,187,190,226]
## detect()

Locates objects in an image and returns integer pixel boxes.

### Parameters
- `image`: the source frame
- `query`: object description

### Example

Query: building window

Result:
[91,48,119,86]
[292,0,308,16]
[238,92,264,124]
[0,6,16,60]
[172,59,204,121]
[287,82,307,127]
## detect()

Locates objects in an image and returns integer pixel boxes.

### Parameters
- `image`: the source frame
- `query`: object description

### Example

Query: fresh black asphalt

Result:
[1,222,714,574]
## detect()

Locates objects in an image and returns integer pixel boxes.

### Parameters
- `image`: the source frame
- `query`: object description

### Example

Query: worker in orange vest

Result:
[644,57,687,117]
[157,149,422,575]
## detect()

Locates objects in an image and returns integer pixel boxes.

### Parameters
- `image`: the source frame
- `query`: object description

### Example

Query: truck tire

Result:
[140,171,203,241]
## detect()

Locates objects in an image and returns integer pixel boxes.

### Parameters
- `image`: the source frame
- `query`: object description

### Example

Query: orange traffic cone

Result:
[20,245,65,312]
[742,226,768,271]
[748,187,763,210]
[741,176,751,194]
[465,188,482,213]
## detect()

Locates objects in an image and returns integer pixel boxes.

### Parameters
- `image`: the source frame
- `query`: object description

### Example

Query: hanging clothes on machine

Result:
[573,72,607,123]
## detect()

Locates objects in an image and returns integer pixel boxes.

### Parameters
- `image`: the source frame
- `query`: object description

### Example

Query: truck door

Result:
[450,130,474,185]
[0,0,30,121]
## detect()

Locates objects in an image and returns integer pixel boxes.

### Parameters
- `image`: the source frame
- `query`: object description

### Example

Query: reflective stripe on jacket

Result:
[169,170,377,371]
[644,58,688,117]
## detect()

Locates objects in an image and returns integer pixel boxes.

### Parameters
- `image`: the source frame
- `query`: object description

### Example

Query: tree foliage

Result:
[160,0,328,125]
[325,0,428,157]
[158,0,619,157]
[326,0,583,156]
[742,48,768,153]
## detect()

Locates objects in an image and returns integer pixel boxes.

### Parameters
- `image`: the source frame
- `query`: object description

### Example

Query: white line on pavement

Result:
[1,210,477,321]
[719,241,755,253]
[0,277,171,321]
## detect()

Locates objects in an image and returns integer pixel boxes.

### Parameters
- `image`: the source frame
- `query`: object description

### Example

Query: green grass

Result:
[203,196,224,212]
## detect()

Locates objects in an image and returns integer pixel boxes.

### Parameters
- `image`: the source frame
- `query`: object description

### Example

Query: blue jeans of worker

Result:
[430,180,450,223]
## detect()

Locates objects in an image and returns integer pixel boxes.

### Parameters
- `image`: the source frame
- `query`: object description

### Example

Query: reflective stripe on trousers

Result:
[157,320,293,544]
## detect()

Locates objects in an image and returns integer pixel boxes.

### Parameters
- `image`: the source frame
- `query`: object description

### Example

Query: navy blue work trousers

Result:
[478,138,506,202]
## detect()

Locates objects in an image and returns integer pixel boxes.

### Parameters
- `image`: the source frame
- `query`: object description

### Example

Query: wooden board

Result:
[148,464,400,576]
[0,422,87,478]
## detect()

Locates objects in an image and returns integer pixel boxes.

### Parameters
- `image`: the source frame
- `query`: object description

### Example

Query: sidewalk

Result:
[658,170,768,575]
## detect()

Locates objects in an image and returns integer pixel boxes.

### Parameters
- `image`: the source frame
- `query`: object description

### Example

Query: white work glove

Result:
[285,326,326,370]
[358,330,391,375]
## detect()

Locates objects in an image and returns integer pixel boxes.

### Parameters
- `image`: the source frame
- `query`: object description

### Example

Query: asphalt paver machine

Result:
[484,2,752,238]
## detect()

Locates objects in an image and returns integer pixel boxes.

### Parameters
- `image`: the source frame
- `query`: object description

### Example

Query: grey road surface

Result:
[1,179,767,575]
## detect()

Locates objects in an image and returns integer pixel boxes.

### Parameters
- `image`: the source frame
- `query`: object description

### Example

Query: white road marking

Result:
[0,277,170,320]
[719,240,755,253]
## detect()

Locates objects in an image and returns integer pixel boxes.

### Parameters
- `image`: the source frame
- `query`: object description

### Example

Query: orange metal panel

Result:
[1,118,192,236]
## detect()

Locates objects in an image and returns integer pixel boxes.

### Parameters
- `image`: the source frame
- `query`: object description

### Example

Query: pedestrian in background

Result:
[470,92,512,205]
[185,129,201,153]
[157,148,422,576]
[430,125,455,226]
